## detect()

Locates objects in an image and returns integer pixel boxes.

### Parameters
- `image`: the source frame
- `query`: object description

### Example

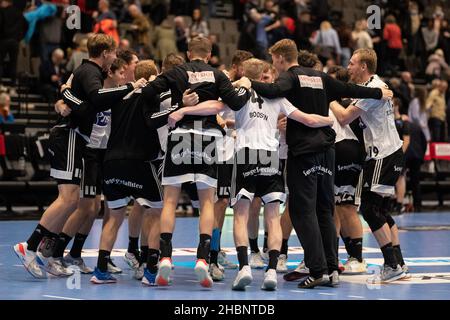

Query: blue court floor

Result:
[1,212,450,300]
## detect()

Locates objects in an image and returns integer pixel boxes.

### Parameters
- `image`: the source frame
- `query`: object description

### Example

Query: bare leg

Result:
[247,197,262,239]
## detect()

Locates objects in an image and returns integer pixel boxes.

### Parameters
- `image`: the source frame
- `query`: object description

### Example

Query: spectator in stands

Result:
[118,0,141,23]
[398,71,415,114]
[383,15,403,75]
[440,18,450,64]
[190,8,209,37]
[294,10,314,52]
[39,3,65,66]
[421,18,439,55]
[409,86,431,142]
[337,22,354,68]
[247,8,273,59]
[0,92,14,124]
[93,0,120,45]
[148,0,168,26]
[310,20,342,65]
[65,38,89,73]
[119,38,131,50]
[174,16,189,55]
[0,0,27,90]
[128,4,151,54]
[39,48,66,103]
[426,48,449,81]
[153,18,177,64]
[352,19,373,50]
[208,34,221,68]
[427,79,448,142]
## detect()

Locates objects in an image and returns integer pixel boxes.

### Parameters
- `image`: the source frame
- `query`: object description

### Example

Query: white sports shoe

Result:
[194,259,213,288]
[261,269,277,291]
[260,250,269,262]
[13,242,46,279]
[156,257,172,286]
[400,264,411,280]
[209,263,225,281]
[218,251,238,269]
[276,254,288,273]
[45,257,74,277]
[124,252,140,270]
[134,263,146,280]
[232,265,253,290]
[295,260,309,274]
[343,257,368,274]
[63,254,93,274]
[249,252,265,269]
[107,258,122,274]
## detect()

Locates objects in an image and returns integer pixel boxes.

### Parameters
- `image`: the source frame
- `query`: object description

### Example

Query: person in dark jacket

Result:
[0,0,27,88]
[39,48,66,103]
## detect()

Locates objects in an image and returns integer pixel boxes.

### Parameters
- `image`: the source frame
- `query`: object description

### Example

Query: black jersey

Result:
[395,116,410,139]
[141,59,250,133]
[61,60,134,141]
[251,65,383,156]
[104,89,167,162]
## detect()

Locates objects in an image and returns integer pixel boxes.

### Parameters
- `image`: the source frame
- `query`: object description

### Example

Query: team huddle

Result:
[13,34,410,291]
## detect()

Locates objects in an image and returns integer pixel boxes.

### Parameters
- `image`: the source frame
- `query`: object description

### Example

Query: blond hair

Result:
[268,39,298,63]
[353,48,377,74]
[320,21,332,31]
[242,58,266,81]
[87,33,116,58]
[188,36,212,58]
[134,60,158,80]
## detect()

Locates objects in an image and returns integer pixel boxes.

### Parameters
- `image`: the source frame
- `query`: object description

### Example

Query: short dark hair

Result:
[87,34,116,58]
[110,58,127,73]
[231,50,254,66]
[327,65,349,82]
[117,49,138,65]
[297,50,320,68]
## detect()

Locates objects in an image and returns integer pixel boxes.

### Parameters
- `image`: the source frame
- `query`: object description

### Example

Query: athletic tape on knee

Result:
[211,228,221,251]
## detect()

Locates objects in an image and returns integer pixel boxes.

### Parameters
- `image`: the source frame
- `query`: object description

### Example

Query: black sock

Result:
[160,233,173,258]
[147,249,159,273]
[69,233,88,258]
[336,237,340,257]
[128,236,139,255]
[236,246,248,270]
[98,250,111,272]
[249,237,259,253]
[342,236,351,257]
[27,224,52,252]
[210,250,219,265]
[280,238,288,256]
[380,243,398,268]
[197,234,211,262]
[140,246,149,265]
[393,245,405,267]
[52,233,73,258]
[218,231,222,252]
[349,238,363,262]
[267,249,279,271]
[263,232,268,253]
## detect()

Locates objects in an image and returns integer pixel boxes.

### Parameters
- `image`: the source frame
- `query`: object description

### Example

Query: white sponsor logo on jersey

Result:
[298,75,324,89]
[187,71,215,84]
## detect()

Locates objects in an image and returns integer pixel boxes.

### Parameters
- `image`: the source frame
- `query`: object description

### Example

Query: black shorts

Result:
[80,147,106,198]
[334,139,364,205]
[162,132,218,189]
[356,148,405,203]
[217,163,233,199]
[48,127,85,185]
[231,148,286,206]
[103,159,163,210]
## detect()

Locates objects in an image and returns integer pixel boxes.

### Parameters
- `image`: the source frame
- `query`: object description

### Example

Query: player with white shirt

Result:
[330,48,409,283]
[168,58,333,291]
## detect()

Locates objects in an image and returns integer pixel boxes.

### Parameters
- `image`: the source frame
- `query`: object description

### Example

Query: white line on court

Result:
[289,290,306,293]
[43,295,83,300]
[347,295,365,299]
[318,292,336,296]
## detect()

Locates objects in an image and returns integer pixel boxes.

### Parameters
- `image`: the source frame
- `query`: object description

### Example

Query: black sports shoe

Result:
[297,275,329,289]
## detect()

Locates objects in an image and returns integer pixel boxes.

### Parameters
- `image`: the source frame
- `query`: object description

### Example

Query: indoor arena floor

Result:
[1,212,450,300]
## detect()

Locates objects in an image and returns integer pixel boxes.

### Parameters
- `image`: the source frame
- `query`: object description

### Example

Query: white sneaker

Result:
[209,263,224,281]
[13,242,46,279]
[124,252,140,270]
[107,258,122,274]
[295,260,309,274]
[276,254,288,273]
[194,259,213,288]
[63,254,93,274]
[400,264,411,280]
[343,257,368,274]
[249,252,265,269]
[134,263,145,280]
[156,257,172,286]
[260,250,269,262]
[218,251,238,269]
[232,265,253,290]
[45,257,75,277]
[261,269,277,290]
[367,264,406,284]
